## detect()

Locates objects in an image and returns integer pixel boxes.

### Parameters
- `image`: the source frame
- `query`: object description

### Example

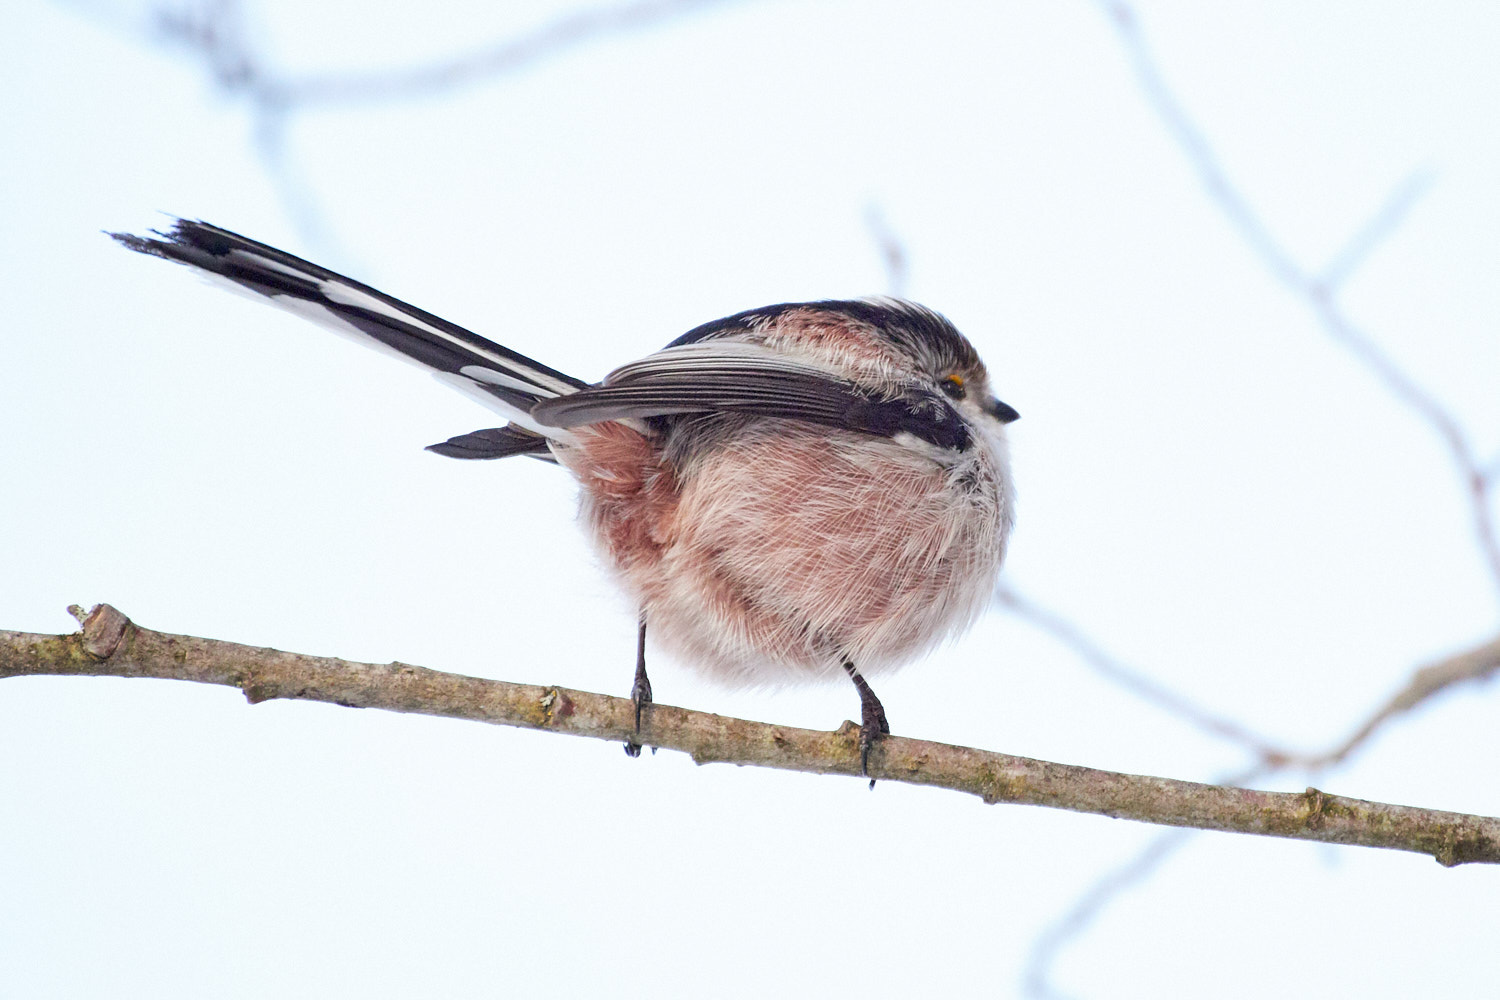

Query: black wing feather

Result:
[425,425,556,461]
[531,348,971,451]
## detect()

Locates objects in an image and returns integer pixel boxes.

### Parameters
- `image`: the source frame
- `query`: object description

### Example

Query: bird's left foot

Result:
[842,658,890,787]
[625,615,652,757]
[625,668,652,758]
[858,695,891,783]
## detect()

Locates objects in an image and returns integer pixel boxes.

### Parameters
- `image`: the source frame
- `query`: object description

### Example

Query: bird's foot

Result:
[624,667,653,758]
[859,696,891,788]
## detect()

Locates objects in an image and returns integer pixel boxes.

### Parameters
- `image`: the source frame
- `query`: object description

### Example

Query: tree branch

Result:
[5,605,1499,867]
[994,582,1293,761]
[1022,826,1196,1000]
[153,0,747,110]
[1096,0,1500,602]
[864,203,911,299]
[1298,635,1500,769]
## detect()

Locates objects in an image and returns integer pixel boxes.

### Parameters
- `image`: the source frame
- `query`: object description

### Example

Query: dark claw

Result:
[632,671,653,730]
[625,614,652,758]
[842,657,890,788]
[625,668,652,757]
[858,695,891,779]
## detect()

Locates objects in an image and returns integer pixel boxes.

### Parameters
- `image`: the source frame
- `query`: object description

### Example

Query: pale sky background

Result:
[3,2,1499,997]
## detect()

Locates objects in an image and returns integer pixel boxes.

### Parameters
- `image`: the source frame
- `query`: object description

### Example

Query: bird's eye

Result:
[939,374,966,400]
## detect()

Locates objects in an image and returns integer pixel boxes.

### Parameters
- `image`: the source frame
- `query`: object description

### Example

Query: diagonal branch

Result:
[5,604,1499,867]
[153,0,747,111]
[1297,634,1500,769]
[994,583,1293,761]
[1317,169,1435,292]
[1022,828,1195,1000]
[138,0,754,256]
[864,203,911,299]
[1026,8,1500,982]
[1097,0,1500,602]
[998,581,1500,772]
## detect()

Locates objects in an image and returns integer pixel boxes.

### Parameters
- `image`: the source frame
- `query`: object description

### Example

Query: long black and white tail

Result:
[110,219,589,459]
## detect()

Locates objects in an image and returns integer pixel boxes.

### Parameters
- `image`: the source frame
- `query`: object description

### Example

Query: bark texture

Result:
[4,604,1497,867]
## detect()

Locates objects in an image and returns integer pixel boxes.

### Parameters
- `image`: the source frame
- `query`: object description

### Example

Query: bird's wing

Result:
[531,342,970,451]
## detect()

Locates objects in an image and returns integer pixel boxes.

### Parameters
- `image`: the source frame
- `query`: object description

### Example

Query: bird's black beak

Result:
[988,397,1020,423]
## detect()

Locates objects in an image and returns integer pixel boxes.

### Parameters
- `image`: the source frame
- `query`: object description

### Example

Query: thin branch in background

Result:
[994,583,1291,762]
[248,105,361,271]
[1093,0,1301,287]
[1095,0,1500,602]
[153,0,743,109]
[1020,765,1268,1000]
[1022,829,1194,1000]
[1317,169,1434,291]
[1014,6,1491,775]
[1297,284,1498,594]
[999,602,1500,988]
[272,0,741,107]
[145,0,358,259]
[864,203,911,298]
[1022,5,1500,992]
[139,0,749,256]
[1000,578,1500,773]
[153,0,256,92]
[1296,635,1500,770]
[1484,451,1500,484]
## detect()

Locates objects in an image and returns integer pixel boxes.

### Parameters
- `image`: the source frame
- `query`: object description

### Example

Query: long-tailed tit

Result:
[112,220,1018,775]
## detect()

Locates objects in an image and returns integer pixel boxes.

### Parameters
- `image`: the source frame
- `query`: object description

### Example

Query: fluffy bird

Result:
[113,220,1018,774]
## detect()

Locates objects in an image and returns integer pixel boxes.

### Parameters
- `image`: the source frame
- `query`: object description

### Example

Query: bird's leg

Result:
[624,612,653,758]
[841,657,890,787]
